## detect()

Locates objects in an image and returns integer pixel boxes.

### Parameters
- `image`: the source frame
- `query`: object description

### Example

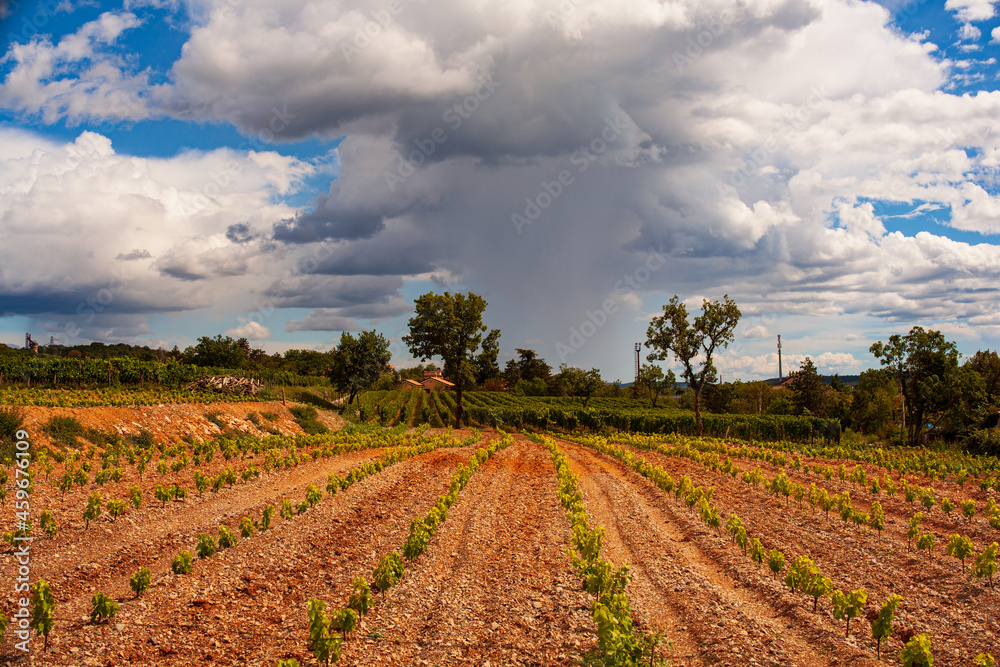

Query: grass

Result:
[0,405,25,442]
[204,412,227,430]
[128,429,156,449]
[44,415,86,447]
[292,389,340,411]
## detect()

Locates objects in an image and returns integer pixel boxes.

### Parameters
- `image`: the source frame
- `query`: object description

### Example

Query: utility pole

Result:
[634,343,641,385]
[777,335,782,381]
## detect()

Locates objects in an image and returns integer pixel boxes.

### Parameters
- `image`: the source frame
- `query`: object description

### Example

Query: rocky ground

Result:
[1,408,995,666]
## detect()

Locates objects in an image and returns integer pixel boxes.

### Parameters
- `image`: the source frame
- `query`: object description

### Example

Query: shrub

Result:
[204,412,227,430]
[129,429,155,449]
[966,429,1000,457]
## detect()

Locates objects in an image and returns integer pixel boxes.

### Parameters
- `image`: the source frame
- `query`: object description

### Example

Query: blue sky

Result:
[1,0,1000,382]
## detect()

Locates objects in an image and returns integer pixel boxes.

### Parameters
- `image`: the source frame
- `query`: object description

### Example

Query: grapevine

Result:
[172,551,193,574]
[899,633,933,667]
[975,542,998,588]
[870,594,901,659]
[40,509,57,537]
[130,567,151,598]
[830,587,866,637]
[89,591,119,624]
[768,549,784,579]
[946,534,974,572]
[196,533,217,559]
[83,491,102,528]
[30,579,55,649]
[218,524,237,549]
[916,533,935,562]
[347,577,372,617]
[307,598,342,666]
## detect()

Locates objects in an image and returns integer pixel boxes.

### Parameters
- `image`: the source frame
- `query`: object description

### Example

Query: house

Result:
[398,369,455,393]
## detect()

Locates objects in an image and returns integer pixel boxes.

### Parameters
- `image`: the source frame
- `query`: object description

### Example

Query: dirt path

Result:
[29,443,479,666]
[556,436,871,667]
[343,435,596,666]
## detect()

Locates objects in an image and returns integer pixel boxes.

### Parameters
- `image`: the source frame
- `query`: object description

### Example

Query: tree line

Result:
[660,334,1000,455]
[10,292,999,453]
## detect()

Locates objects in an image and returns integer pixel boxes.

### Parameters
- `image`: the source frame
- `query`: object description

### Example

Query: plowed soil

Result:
[1,411,996,666]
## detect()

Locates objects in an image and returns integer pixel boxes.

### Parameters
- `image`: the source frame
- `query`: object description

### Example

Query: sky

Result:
[1,0,999,383]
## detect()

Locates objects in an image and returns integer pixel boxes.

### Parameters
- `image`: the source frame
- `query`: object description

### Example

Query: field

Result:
[349,390,839,443]
[1,398,999,666]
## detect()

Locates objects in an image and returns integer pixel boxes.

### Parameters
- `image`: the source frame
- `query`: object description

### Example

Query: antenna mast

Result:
[777,335,782,381]
[634,343,641,385]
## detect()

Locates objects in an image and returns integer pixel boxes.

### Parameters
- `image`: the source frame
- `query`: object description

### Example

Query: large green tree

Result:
[282,349,332,377]
[870,326,960,446]
[851,369,896,436]
[790,357,826,417]
[967,350,1000,408]
[645,295,741,436]
[327,330,392,405]
[186,335,252,369]
[474,329,502,385]
[402,292,491,428]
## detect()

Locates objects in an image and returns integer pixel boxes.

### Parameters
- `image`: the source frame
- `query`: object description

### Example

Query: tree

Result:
[702,380,736,414]
[514,348,552,382]
[871,327,960,446]
[646,295,741,436]
[851,369,896,436]
[186,335,252,369]
[556,365,604,407]
[731,380,777,415]
[938,364,988,440]
[636,363,676,407]
[327,331,391,405]
[968,350,1000,406]
[790,358,826,417]
[282,349,332,376]
[402,292,490,428]
[474,329,502,385]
